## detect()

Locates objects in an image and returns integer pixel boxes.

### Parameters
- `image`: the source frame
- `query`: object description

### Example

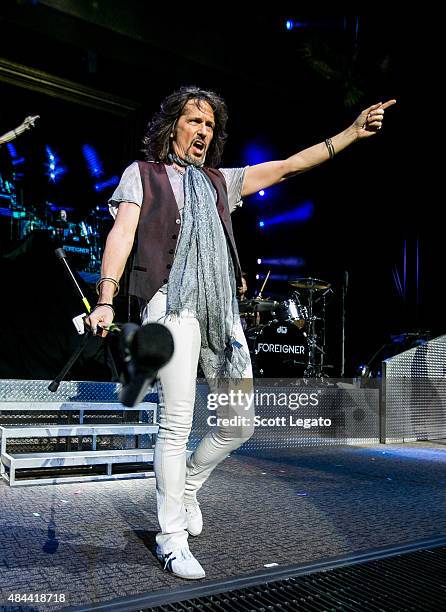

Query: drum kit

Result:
[45,207,106,272]
[0,173,105,272]
[18,205,103,272]
[240,277,333,379]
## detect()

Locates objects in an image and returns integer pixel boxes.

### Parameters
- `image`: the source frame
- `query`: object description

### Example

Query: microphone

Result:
[119,323,174,407]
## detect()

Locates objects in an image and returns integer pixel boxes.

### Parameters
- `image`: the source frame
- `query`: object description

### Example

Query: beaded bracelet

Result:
[95,277,120,297]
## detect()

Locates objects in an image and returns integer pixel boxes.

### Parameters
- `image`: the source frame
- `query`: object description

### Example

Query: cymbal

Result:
[288,277,331,291]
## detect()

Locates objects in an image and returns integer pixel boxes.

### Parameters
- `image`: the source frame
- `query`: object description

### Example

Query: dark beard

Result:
[185,150,205,167]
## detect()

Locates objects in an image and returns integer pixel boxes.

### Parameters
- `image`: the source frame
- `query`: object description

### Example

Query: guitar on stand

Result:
[0,115,40,146]
[0,116,40,246]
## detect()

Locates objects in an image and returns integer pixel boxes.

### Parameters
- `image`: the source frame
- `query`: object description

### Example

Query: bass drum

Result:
[254,320,308,378]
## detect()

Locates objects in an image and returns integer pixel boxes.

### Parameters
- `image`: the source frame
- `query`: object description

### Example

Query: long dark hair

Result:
[142,86,228,168]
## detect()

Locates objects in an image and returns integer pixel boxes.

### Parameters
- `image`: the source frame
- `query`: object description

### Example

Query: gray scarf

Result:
[166,153,248,381]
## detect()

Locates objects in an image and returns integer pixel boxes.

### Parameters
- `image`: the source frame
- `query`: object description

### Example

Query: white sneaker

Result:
[156,543,205,580]
[185,498,203,536]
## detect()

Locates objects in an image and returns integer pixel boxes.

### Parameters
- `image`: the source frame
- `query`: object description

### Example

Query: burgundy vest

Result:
[129,161,242,302]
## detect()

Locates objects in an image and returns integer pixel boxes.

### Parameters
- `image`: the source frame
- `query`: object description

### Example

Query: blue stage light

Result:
[259,190,265,197]
[7,143,25,166]
[243,144,273,166]
[6,143,18,158]
[45,146,66,183]
[94,176,119,192]
[260,201,314,228]
[257,258,262,265]
[257,273,292,281]
[82,144,105,178]
[261,257,305,268]
[259,220,265,228]
[285,19,307,30]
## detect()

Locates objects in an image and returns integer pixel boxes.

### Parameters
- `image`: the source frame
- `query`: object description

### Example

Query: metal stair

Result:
[0,379,159,486]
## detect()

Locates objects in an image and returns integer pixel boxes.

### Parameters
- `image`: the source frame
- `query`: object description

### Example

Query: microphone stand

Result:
[48,248,119,392]
[48,332,93,392]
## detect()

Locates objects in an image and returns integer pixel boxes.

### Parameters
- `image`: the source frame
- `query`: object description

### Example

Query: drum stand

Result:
[303,287,329,379]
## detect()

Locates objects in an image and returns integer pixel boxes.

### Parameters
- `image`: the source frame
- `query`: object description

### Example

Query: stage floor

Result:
[1,441,446,610]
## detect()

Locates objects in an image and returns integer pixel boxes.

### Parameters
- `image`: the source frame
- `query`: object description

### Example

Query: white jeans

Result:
[142,290,254,552]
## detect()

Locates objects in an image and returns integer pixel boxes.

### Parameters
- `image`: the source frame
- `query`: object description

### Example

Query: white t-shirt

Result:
[108,161,248,219]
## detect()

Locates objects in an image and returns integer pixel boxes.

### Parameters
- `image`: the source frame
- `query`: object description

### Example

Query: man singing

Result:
[85,86,395,579]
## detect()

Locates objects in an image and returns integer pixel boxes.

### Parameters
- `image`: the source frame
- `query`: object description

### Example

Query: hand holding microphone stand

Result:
[48,249,174,407]
[48,248,103,392]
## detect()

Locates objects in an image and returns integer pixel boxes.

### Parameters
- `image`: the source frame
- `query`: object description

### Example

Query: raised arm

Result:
[85,202,141,335]
[241,99,397,197]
